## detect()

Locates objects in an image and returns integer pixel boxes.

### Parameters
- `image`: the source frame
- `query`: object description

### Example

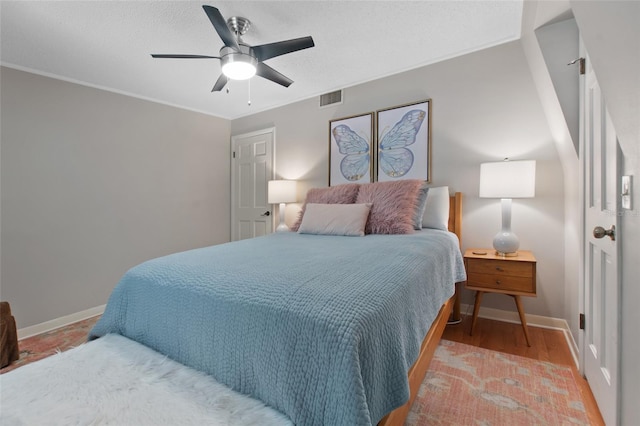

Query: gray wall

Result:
[1,66,231,328]
[520,3,583,351]
[232,41,567,320]
[535,18,580,155]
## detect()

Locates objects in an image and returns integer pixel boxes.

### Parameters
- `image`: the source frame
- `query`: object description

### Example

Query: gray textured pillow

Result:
[412,183,430,230]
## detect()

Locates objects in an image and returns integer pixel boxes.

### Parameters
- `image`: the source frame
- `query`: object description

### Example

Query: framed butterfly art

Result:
[376,99,431,182]
[329,112,374,186]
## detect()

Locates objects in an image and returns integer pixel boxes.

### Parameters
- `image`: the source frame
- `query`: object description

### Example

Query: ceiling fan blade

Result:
[151,54,220,59]
[256,63,293,88]
[252,36,315,62]
[212,74,229,92]
[202,5,240,51]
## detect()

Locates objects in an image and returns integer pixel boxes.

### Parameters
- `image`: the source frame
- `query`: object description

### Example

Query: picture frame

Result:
[375,99,431,182]
[328,112,374,186]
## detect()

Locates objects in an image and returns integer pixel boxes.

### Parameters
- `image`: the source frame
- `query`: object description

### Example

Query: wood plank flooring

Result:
[443,315,605,425]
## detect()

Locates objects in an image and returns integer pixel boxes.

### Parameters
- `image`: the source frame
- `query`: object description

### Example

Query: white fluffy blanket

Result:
[0,334,292,426]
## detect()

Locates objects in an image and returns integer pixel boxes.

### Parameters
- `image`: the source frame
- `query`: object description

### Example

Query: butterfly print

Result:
[333,124,370,181]
[378,109,425,178]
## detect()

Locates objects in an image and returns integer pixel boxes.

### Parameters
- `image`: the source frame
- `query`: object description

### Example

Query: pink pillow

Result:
[356,180,423,234]
[291,184,360,231]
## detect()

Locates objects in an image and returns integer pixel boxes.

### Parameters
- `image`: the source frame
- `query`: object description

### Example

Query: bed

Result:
[88,183,465,425]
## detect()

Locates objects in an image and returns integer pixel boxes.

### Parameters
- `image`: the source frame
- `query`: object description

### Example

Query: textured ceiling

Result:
[1,1,523,119]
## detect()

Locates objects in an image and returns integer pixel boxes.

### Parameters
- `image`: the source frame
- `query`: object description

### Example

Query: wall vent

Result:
[319,90,343,108]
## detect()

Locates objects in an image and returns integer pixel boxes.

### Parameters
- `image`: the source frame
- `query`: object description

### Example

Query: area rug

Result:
[406,339,590,425]
[0,315,100,374]
[0,333,292,426]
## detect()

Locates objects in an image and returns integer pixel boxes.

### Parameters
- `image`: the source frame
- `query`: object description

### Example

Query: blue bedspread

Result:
[90,230,466,425]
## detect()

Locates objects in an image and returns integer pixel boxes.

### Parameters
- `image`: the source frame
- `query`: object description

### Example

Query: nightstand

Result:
[464,249,537,346]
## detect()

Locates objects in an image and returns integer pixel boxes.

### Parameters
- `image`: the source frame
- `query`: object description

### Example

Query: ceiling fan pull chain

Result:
[248,79,251,106]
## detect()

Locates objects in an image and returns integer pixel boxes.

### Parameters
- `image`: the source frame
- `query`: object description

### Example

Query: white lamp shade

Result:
[479,160,536,198]
[268,180,297,204]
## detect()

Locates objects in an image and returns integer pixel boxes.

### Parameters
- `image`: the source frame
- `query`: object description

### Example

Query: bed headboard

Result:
[448,192,462,245]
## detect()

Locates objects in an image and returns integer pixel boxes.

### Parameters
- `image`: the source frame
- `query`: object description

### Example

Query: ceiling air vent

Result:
[319,90,343,108]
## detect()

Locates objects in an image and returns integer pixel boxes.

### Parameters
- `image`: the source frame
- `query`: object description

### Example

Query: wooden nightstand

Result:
[464,249,537,346]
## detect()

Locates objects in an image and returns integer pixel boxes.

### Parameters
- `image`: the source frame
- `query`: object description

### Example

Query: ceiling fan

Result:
[151,5,315,92]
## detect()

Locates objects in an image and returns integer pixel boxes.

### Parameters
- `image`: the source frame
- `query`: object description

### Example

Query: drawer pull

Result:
[496,267,504,272]
[495,280,501,285]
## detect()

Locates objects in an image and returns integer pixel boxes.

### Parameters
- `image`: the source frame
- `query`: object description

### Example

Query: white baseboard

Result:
[460,303,580,368]
[17,305,106,340]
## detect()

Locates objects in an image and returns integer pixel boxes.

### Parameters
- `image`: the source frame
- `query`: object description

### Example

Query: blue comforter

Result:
[90,230,466,425]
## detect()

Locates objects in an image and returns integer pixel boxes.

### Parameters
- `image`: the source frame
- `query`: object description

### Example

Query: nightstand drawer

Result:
[466,258,533,278]
[467,273,535,293]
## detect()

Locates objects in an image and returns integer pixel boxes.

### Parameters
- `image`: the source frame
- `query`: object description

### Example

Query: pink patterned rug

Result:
[406,339,590,425]
[0,315,100,374]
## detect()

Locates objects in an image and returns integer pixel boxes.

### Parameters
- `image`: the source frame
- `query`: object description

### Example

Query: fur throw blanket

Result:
[0,333,292,425]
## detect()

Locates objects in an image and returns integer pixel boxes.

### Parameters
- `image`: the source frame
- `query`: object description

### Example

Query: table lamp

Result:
[268,180,297,232]
[479,159,536,256]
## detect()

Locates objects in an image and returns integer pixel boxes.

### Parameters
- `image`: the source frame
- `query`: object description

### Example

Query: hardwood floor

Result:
[443,315,605,425]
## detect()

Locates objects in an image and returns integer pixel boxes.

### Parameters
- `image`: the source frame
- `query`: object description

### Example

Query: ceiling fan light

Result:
[221,54,257,80]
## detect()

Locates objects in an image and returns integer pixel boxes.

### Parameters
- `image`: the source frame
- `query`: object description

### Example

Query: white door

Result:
[580,53,620,425]
[231,128,274,241]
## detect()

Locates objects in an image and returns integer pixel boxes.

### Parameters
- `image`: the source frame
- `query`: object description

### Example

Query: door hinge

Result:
[579,313,585,330]
[568,57,586,75]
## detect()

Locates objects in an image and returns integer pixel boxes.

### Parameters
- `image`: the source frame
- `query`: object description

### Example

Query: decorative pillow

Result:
[356,180,423,234]
[297,203,372,236]
[291,184,360,231]
[422,186,450,231]
[412,183,430,230]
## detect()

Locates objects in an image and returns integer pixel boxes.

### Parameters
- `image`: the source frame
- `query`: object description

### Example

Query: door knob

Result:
[260,211,270,216]
[593,225,615,241]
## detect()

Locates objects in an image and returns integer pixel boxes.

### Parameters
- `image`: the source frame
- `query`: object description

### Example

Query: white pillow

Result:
[422,186,450,231]
[298,203,373,236]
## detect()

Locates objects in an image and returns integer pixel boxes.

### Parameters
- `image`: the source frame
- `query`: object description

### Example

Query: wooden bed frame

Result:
[379,192,462,426]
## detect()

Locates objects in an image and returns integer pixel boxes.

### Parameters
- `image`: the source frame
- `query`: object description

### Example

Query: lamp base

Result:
[275,202,290,232]
[491,198,520,256]
[494,250,519,257]
[275,223,291,233]
[492,230,520,257]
